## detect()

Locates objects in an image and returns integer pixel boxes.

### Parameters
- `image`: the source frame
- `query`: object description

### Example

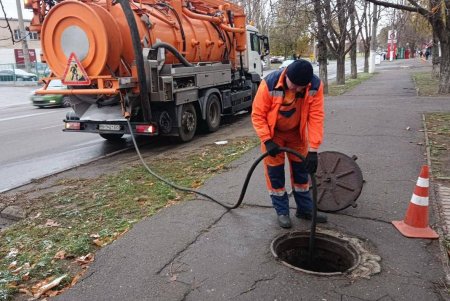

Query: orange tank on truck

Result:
[27,0,269,142]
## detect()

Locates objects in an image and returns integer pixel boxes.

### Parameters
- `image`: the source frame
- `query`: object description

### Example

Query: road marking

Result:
[0,111,59,122]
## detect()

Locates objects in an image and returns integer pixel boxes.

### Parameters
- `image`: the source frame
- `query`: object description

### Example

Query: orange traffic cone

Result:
[392,165,439,239]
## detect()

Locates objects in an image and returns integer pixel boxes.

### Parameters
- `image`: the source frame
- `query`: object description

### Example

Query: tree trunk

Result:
[438,39,450,93]
[369,4,378,74]
[364,48,370,72]
[336,55,346,85]
[350,2,357,79]
[431,31,440,79]
[314,0,328,94]
[351,46,357,78]
[318,40,328,94]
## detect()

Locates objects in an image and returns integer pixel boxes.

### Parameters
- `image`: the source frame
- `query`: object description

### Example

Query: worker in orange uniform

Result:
[251,59,327,228]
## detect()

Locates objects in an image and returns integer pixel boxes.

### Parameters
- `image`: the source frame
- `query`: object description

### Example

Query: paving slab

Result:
[56,59,450,300]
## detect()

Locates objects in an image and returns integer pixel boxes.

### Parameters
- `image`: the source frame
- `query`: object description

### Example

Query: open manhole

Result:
[271,231,361,276]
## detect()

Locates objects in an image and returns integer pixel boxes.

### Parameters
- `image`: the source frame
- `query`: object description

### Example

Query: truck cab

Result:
[245,25,269,76]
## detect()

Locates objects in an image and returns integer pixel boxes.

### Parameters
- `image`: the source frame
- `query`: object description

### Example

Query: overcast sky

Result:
[1,0,33,20]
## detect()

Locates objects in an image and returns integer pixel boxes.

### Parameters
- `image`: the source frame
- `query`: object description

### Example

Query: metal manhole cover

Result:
[316,151,364,212]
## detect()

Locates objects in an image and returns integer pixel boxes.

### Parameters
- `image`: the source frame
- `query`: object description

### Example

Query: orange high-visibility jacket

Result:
[251,68,324,149]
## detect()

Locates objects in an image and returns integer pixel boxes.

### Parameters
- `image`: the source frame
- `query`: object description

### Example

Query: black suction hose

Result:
[126,120,319,264]
[117,0,151,121]
[119,0,317,265]
[151,42,193,67]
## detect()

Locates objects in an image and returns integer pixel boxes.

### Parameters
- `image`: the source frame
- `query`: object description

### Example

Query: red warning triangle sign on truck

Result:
[62,52,90,85]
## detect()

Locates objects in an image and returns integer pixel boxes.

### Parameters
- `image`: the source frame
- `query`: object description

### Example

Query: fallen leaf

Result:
[11,266,23,274]
[8,261,17,270]
[45,289,62,297]
[92,239,104,247]
[18,288,33,296]
[6,248,19,258]
[53,250,66,260]
[75,253,94,265]
[70,270,86,287]
[21,272,30,281]
[170,274,177,281]
[33,275,67,298]
[30,212,42,219]
[45,219,61,227]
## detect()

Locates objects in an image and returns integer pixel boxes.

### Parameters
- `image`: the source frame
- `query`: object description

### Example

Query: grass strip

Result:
[327,72,375,96]
[412,71,441,96]
[424,113,450,180]
[0,137,259,300]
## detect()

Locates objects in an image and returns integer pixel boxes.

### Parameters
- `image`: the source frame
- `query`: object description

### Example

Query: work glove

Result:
[264,139,281,157]
[305,151,318,174]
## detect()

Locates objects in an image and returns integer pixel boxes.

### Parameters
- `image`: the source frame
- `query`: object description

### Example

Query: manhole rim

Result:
[270,231,362,276]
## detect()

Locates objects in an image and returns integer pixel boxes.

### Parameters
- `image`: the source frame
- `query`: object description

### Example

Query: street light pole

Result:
[15,0,31,72]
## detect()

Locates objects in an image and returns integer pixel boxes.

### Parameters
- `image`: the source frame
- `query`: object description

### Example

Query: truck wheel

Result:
[177,103,197,142]
[99,133,124,141]
[62,96,71,108]
[203,94,221,132]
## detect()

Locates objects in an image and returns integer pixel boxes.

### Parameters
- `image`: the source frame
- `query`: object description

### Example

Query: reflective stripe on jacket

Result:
[251,68,324,149]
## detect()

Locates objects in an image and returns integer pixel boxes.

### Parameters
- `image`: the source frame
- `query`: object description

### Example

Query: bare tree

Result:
[366,0,450,94]
[314,0,329,94]
[357,1,372,72]
[315,0,361,85]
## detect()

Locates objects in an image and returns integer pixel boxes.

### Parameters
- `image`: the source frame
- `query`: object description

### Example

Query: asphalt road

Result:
[0,87,133,192]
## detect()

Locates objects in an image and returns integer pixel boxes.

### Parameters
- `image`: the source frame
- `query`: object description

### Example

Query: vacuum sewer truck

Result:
[26,0,269,142]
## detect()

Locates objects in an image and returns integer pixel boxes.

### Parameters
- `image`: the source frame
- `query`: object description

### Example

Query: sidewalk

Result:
[56,59,450,301]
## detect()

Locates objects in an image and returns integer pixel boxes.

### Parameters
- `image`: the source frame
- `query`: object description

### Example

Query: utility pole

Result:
[15,0,31,72]
[369,4,378,73]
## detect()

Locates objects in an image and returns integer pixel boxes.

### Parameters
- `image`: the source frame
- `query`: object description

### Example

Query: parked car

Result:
[270,56,284,64]
[0,69,38,81]
[35,62,52,77]
[31,80,70,108]
[278,59,295,69]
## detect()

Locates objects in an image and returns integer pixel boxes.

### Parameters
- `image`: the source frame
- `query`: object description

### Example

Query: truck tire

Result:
[203,93,221,132]
[177,103,197,142]
[99,133,124,141]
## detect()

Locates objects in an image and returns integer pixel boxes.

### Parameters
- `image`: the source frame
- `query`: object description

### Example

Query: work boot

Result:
[277,215,292,228]
[295,211,328,223]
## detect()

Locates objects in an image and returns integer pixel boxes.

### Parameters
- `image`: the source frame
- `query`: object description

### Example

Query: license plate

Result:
[33,97,44,101]
[99,124,121,131]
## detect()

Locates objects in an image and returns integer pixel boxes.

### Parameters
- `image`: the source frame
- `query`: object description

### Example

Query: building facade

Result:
[0,18,41,64]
